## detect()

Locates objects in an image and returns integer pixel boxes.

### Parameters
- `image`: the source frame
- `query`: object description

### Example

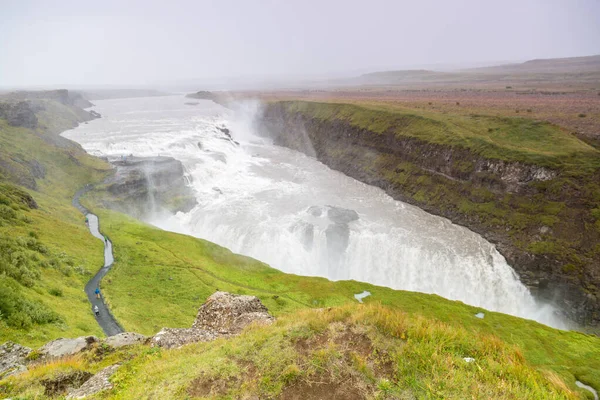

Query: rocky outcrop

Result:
[185,91,231,109]
[0,341,31,378]
[192,291,274,333]
[66,364,120,399]
[152,328,219,349]
[38,336,98,358]
[0,101,38,128]
[260,102,600,327]
[104,156,197,217]
[186,91,215,100]
[102,332,147,348]
[153,291,274,349]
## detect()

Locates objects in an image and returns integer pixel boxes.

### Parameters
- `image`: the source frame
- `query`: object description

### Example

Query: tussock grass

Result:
[2,305,574,399]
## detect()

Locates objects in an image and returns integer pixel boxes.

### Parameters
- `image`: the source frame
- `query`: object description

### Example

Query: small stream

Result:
[576,381,599,400]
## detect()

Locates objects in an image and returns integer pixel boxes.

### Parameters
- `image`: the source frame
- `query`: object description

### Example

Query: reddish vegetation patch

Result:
[254,89,600,144]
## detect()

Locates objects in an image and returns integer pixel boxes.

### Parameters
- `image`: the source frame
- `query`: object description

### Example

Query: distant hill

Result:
[348,55,600,88]
[78,89,170,101]
[465,54,600,74]
[356,69,457,85]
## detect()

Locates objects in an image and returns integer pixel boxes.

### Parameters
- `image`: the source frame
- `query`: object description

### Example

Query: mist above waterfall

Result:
[63,95,567,329]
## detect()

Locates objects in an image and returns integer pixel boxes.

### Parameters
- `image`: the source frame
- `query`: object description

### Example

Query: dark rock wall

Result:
[259,103,600,328]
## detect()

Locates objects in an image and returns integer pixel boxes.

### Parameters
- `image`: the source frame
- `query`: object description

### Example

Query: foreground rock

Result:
[192,291,274,333]
[38,336,98,358]
[0,341,31,378]
[152,328,219,349]
[154,292,274,349]
[102,332,147,348]
[66,364,121,399]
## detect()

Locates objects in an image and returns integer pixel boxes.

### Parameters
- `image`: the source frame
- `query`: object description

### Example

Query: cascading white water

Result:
[63,95,566,329]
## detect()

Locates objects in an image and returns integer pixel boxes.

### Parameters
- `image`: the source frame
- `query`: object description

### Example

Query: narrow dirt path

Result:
[73,185,124,337]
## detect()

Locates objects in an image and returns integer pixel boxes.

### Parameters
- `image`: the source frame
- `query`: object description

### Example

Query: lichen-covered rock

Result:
[66,364,120,399]
[152,328,219,349]
[192,291,274,334]
[38,336,98,359]
[102,332,147,349]
[0,341,31,378]
[153,292,274,349]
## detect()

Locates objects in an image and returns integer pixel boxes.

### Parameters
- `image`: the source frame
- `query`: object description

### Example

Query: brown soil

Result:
[187,373,237,398]
[278,373,367,400]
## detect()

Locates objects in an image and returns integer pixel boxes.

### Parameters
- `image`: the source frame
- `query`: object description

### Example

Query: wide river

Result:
[63,95,565,328]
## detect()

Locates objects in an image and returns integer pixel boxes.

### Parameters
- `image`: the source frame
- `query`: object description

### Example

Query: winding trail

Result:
[73,186,123,336]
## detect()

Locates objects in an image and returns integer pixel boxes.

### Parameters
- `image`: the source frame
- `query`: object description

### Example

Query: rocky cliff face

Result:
[0,101,39,128]
[104,156,197,217]
[259,102,600,328]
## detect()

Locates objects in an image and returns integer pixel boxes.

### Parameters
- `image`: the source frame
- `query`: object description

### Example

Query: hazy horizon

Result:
[1,0,599,88]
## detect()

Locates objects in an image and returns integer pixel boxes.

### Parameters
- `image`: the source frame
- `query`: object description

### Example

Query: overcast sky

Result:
[1,0,599,87]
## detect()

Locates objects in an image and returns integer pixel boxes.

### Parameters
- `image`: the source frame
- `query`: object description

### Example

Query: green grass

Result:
[73,203,600,394]
[1,305,593,399]
[280,101,600,173]
[1,95,599,398]
[269,100,600,296]
[0,100,112,346]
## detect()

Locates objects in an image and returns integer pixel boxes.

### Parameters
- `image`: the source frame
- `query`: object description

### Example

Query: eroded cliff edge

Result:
[259,101,600,328]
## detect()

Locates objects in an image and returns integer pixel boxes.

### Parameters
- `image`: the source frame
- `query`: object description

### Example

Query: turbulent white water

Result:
[63,95,565,328]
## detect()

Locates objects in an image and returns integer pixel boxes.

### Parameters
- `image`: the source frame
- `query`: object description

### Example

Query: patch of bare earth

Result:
[187,373,237,398]
[278,373,367,400]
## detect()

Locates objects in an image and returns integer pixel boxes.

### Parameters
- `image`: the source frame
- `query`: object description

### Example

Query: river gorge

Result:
[63,95,566,329]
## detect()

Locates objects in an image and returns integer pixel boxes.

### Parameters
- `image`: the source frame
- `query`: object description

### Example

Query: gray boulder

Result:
[0,341,31,378]
[153,291,274,349]
[66,364,120,399]
[152,328,219,349]
[327,206,359,224]
[102,332,147,349]
[192,291,274,334]
[38,336,98,358]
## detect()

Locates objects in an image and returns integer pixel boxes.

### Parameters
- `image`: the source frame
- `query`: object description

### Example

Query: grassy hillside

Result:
[63,199,600,395]
[2,304,589,399]
[0,98,112,346]
[264,100,600,329]
[280,101,600,173]
[1,93,599,398]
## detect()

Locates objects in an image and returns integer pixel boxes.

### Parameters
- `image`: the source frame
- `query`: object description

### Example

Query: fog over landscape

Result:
[2,1,600,398]
[1,0,599,88]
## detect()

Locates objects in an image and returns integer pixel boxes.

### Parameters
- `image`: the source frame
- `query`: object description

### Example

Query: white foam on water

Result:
[63,95,567,329]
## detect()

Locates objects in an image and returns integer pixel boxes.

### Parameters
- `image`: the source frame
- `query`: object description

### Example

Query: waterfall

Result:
[63,95,567,329]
